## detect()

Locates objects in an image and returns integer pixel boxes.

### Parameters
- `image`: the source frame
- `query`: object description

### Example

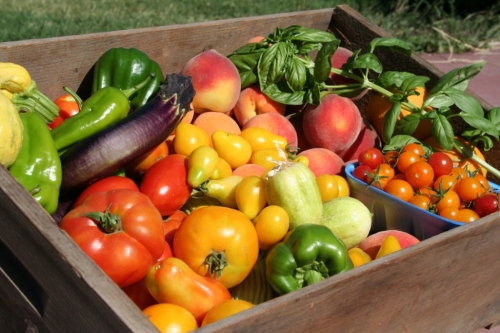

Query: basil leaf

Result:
[298,42,322,54]
[383,135,421,152]
[400,75,430,92]
[352,53,383,73]
[314,40,340,84]
[286,57,307,92]
[288,27,338,43]
[262,82,305,105]
[444,88,483,116]
[487,107,500,131]
[229,51,263,89]
[428,61,485,96]
[472,136,494,151]
[424,94,454,108]
[396,113,421,136]
[258,42,290,90]
[369,37,412,56]
[304,84,322,106]
[432,115,455,150]
[377,71,419,88]
[382,102,401,143]
[460,114,499,139]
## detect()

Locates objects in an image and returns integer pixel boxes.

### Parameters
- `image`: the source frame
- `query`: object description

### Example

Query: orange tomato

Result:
[173,206,259,288]
[125,141,169,178]
[201,299,254,327]
[142,303,198,333]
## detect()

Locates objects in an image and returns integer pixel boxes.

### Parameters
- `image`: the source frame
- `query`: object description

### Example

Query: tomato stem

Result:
[205,250,228,279]
[453,139,500,180]
[84,204,122,233]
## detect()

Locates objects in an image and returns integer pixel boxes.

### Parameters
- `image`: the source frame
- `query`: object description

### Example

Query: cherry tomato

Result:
[384,179,414,202]
[174,122,210,156]
[173,206,259,288]
[428,152,453,178]
[48,93,81,129]
[333,175,350,197]
[405,161,434,189]
[473,172,490,192]
[433,174,457,192]
[416,187,439,204]
[457,208,480,223]
[449,167,468,181]
[140,154,193,216]
[235,175,267,220]
[352,164,372,183]
[201,299,254,327]
[366,163,395,190]
[358,147,384,169]
[142,301,199,332]
[435,189,460,212]
[210,157,233,180]
[384,150,398,167]
[474,193,499,217]
[408,194,431,211]
[212,130,252,169]
[316,174,340,202]
[124,141,169,179]
[401,142,425,157]
[439,206,460,220]
[455,177,486,202]
[253,205,290,250]
[73,175,139,208]
[396,151,421,174]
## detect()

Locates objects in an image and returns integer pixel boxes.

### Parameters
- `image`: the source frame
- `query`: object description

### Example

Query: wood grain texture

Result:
[1,4,500,333]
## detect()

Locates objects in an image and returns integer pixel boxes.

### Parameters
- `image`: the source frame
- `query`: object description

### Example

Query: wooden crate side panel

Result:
[198,216,500,333]
[0,9,334,101]
[0,166,157,333]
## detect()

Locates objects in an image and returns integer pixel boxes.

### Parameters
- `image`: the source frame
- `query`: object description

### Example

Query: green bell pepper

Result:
[51,74,154,153]
[92,47,164,111]
[265,223,353,295]
[9,111,62,214]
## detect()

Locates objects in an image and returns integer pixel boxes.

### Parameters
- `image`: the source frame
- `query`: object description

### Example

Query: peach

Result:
[192,111,241,146]
[286,112,312,152]
[232,164,267,178]
[233,85,286,126]
[180,49,241,114]
[357,230,420,260]
[302,94,363,155]
[338,122,382,163]
[327,47,367,100]
[242,112,298,147]
[298,148,345,177]
[247,36,265,43]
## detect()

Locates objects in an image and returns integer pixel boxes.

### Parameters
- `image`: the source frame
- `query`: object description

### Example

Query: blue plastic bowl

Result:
[345,162,500,240]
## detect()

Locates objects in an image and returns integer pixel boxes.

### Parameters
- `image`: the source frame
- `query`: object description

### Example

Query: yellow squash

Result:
[0,90,23,167]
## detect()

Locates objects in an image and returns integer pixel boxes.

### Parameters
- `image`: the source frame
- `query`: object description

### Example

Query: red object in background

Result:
[48,93,81,129]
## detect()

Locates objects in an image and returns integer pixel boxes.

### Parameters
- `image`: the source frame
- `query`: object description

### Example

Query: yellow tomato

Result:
[253,205,290,250]
[239,127,288,153]
[251,148,287,171]
[235,175,267,220]
[212,130,252,169]
[292,155,309,167]
[201,299,254,327]
[210,157,233,180]
[142,303,198,333]
[333,175,350,197]
[174,122,210,156]
[316,174,340,203]
[202,175,243,209]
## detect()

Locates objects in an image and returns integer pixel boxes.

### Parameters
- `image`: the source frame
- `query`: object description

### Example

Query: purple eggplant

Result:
[59,73,195,198]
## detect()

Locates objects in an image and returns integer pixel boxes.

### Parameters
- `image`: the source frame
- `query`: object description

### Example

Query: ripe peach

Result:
[298,148,345,177]
[339,122,382,163]
[357,230,420,260]
[232,164,267,178]
[247,36,265,43]
[233,85,286,126]
[180,49,241,114]
[302,94,363,155]
[327,47,367,100]
[242,112,298,147]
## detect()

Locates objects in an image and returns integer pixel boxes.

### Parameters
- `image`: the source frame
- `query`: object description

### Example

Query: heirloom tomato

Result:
[122,277,157,310]
[173,206,259,288]
[146,257,232,325]
[174,122,210,156]
[142,303,198,332]
[209,157,233,180]
[124,141,169,179]
[140,154,192,216]
[201,299,254,327]
[212,130,252,169]
[187,145,219,187]
[235,175,267,220]
[59,189,165,287]
[73,175,139,207]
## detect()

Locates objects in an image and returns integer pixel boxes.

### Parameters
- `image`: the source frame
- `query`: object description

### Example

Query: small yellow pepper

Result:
[376,235,402,259]
[348,247,372,267]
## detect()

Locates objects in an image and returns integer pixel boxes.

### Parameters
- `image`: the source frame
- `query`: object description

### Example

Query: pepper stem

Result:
[121,72,156,99]
[205,250,228,279]
[294,261,329,288]
[84,204,122,234]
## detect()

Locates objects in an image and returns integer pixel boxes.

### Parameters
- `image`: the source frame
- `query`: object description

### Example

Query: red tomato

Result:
[163,218,183,250]
[352,164,372,183]
[358,147,384,169]
[140,154,193,216]
[428,152,453,178]
[59,189,165,287]
[122,277,158,310]
[49,93,81,129]
[73,175,139,207]
[474,193,499,217]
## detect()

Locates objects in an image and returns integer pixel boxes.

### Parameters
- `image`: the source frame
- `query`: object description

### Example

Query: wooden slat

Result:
[1,5,500,333]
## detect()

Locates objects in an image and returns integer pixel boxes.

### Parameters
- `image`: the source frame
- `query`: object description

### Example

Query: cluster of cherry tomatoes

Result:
[351,143,500,223]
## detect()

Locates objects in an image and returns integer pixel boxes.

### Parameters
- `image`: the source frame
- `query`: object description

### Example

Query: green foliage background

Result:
[1,0,499,53]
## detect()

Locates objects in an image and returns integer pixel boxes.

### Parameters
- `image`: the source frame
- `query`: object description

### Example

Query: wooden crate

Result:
[1,5,500,333]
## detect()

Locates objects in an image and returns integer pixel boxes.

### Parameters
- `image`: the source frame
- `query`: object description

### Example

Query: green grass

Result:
[1,0,499,54]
